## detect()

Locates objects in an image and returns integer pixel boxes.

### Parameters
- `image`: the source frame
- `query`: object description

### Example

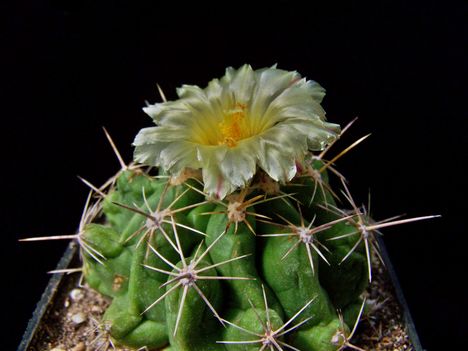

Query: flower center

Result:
[218,103,247,147]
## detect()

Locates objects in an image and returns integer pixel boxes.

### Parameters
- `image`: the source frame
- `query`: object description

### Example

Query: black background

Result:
[4,1,466,350]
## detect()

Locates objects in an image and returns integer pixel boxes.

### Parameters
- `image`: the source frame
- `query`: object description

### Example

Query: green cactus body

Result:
[205,205,283,315]
[165,249,225,351]
[289,160,370,309]
[27,66,434,350]
[75,163,372,350]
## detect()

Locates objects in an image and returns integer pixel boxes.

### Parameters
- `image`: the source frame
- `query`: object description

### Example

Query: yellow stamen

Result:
[219,103,247,147]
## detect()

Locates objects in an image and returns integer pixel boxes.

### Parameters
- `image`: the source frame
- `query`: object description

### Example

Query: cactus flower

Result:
[133,64,340,199]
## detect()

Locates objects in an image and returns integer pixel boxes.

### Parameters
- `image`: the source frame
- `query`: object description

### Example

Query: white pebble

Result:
[70,288,84,301]
[71,342,86,351]
[71,312,86,325]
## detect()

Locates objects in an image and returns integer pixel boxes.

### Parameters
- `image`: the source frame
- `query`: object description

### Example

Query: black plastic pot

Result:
[17,239,425,351]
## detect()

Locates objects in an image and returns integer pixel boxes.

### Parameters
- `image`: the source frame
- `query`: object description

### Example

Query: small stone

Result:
[50,347,66,351]
[71,342,86,351]
[71,312,86,325]
[70,288,85,301]
[64,298,70,308]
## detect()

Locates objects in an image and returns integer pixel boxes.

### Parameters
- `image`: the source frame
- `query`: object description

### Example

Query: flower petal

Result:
[133,127,168,166]
[224,64,256,104]
[160,141,200,174]
[219,146,257,188]
[197,146,237,199]
[256,138,297,182]
[250,68,301,128]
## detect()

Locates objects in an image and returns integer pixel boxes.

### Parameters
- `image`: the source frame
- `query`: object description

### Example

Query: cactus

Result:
[22,65,438,351]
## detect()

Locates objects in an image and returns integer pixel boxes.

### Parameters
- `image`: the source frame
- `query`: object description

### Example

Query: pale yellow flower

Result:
[133,64,340,199]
